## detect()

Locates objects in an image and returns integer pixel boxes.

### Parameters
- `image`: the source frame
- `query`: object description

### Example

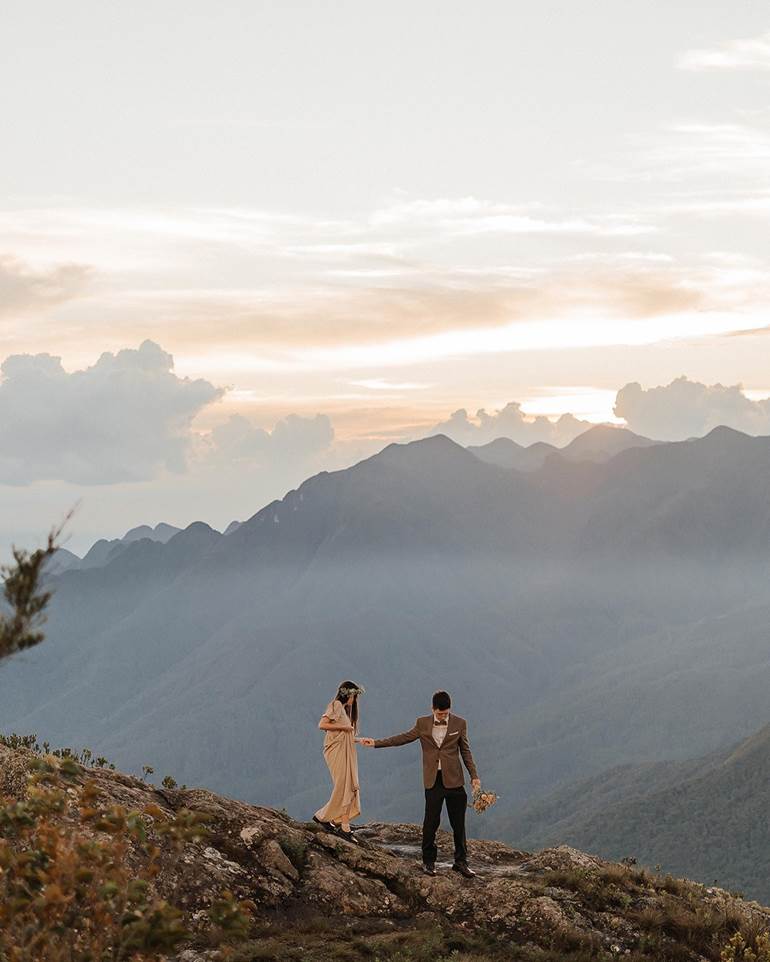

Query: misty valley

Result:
[4,423,770,901]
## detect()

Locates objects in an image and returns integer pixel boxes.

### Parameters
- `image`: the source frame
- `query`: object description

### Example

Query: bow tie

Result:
[433,720,448,726]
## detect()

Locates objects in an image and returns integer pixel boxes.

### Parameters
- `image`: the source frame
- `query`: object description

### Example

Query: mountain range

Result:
[504,721,770,902]
[2,422,770,899]
[468,424,659,471]
[47,520,247,575]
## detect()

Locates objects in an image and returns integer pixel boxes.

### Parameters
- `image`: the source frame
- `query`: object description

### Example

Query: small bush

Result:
[658,874,690,898]
[0,731,117,769]
[721,930,770,962]
[632,894,746,961]
[543,866,637,911]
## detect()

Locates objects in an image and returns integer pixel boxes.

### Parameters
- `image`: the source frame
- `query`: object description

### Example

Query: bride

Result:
[314,680,366,842]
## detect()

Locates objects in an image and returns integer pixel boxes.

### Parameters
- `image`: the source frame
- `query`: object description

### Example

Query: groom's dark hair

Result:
[432,690,451,710]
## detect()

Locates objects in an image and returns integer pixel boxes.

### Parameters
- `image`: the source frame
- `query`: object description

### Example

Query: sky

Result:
[3,0,770,554]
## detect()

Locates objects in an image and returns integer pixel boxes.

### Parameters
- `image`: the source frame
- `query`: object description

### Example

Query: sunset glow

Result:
[3,1,770,549]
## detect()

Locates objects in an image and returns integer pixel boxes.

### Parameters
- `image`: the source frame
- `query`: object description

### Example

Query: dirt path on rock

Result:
[355,822,530,879]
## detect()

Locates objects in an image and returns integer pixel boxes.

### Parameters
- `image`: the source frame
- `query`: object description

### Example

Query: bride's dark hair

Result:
[336,680,361,732]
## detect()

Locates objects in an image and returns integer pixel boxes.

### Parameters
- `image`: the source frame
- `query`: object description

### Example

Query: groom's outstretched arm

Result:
[373,720,420,748]
[459,722,479,782]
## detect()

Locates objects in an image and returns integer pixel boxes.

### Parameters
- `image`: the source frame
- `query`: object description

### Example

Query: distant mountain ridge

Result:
[123,522,181,543]
[467,437,558,471]
[65,521,184,572]
[559,423,659,461]
[49,518,245,573]
[50,424,663,571]
[468,423,658,471]
[504,721,770,903]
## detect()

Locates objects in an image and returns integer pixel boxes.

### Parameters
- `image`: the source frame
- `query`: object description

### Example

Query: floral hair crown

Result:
[339,685,365,697]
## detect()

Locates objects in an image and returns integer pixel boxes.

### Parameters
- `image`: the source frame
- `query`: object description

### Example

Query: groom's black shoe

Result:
[422,862,436,876]
[452,862,476,879]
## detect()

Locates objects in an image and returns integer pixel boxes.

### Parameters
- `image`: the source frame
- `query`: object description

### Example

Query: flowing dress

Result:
[314,699,361,823]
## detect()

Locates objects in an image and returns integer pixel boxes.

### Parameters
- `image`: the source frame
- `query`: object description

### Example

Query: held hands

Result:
[355,737,375,747]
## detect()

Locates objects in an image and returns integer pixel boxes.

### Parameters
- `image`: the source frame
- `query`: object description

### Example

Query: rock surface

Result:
[1,743,768,960]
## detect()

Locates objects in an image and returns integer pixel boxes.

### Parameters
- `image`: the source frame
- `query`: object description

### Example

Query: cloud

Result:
[0,340,223,484]
[4,198,762,371]
[2,199,651,273]
[664,122,770,173]
[426,402,591,447]
[207,412,334,468]
[0,200,666,348]
[368,196,654,238]
[0,254,92,317]
[613,376,770,441]
[138,260,712,358]
[427,379,770,450]
[678,31,770,71]
[579,117,770,192]
[349,379,431,391]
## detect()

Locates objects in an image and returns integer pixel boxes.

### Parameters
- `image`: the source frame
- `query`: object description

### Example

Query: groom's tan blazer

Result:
[374,713,478,789]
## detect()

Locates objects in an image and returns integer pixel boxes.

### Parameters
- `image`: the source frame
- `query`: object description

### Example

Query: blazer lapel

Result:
[424,714,439,748]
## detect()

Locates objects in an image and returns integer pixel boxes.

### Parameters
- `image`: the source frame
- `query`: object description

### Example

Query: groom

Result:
[362,690,480,878]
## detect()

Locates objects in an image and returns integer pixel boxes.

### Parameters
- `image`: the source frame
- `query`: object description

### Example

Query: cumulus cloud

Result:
[0,340,222,484]
[425,379,770,450]
[208,412,334,467]
[613,376,770,441]
[0,254,92,317]
[427,402,591,447]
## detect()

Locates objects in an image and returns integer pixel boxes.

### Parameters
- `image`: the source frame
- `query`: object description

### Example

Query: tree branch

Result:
[0,511,75,662]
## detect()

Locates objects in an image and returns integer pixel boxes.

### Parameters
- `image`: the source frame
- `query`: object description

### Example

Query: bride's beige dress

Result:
[314,699,361,824]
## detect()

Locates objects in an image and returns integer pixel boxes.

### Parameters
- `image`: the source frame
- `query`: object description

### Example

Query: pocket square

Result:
[448,730,459,735]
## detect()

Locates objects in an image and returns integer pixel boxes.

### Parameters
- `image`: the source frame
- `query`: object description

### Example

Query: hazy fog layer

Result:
[1,430,769,850]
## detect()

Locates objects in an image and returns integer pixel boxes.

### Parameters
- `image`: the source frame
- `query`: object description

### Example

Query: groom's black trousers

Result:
[422,771,467,865]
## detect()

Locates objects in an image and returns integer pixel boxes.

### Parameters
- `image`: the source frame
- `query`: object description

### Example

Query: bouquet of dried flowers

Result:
[471,785,499,813]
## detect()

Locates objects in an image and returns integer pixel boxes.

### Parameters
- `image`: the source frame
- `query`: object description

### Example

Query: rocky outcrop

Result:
[1,743,768,961]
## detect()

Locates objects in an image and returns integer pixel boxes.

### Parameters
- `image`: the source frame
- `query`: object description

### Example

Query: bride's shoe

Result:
[334,826,360,844]
[312,815,336,831]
